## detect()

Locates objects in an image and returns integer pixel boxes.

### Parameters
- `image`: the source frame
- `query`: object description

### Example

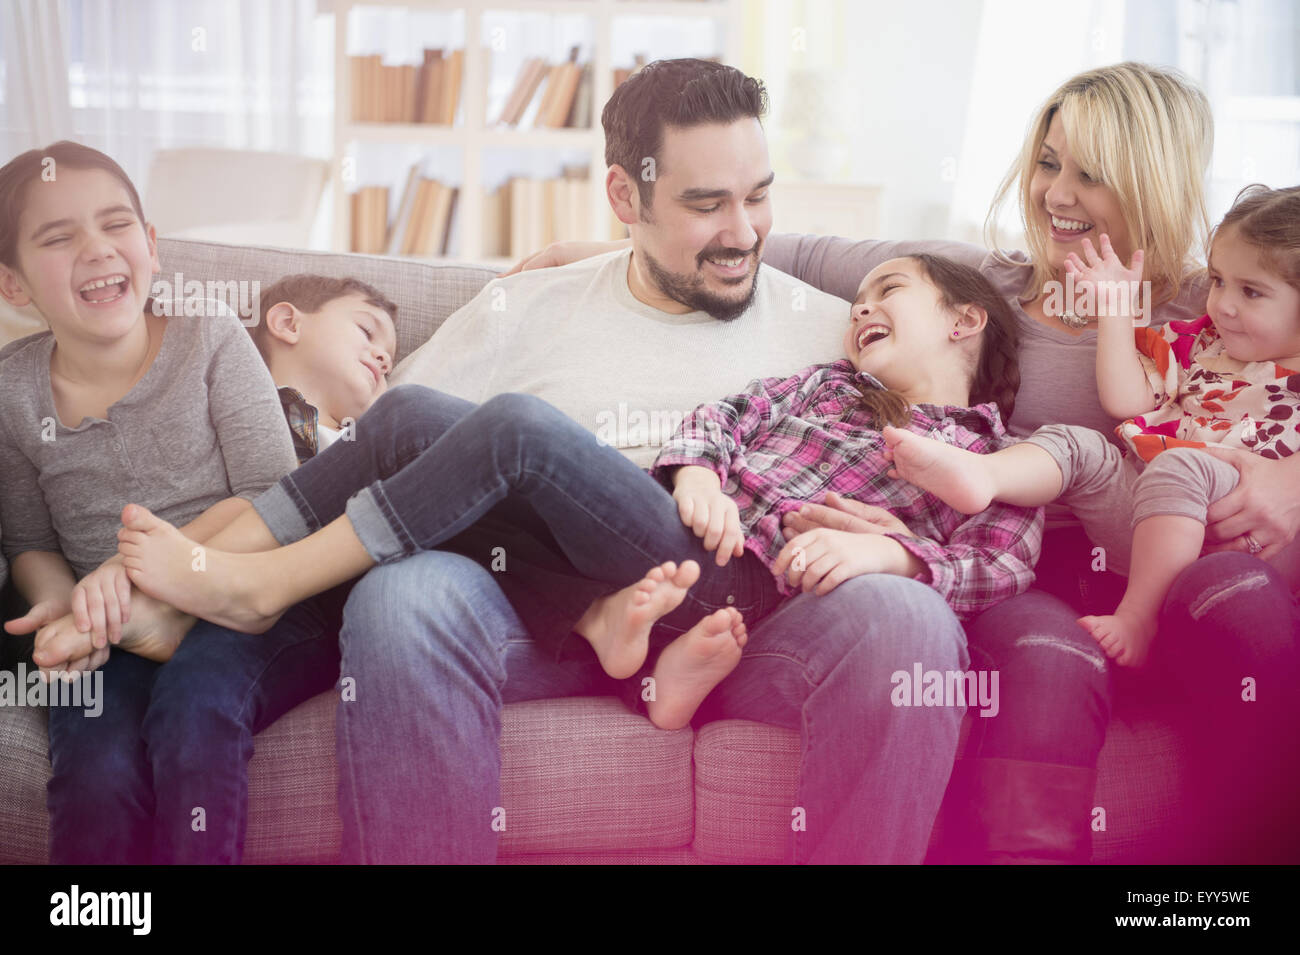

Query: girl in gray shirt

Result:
[0,141,295,863]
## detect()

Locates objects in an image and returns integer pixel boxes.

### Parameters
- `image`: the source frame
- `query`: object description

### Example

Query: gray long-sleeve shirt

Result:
[0,312,297,581]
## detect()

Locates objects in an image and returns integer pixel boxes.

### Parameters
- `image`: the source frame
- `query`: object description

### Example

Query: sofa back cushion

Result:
[155,238,498,363]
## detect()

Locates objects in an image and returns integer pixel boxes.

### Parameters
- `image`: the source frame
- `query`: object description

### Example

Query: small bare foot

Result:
[574,561,701,679]
[115,590,198,662]
[118,504,286,634]
[881,425,995,514]
[645,607,747,731]
[1078,608,1157,667]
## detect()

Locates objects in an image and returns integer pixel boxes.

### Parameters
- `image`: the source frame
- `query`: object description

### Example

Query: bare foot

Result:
[881,425,996,514]
[645,607,747,731]
[574,561,701,679]
[1078,607,1156,667]
[33,589,197,670]
[118,504,286,634]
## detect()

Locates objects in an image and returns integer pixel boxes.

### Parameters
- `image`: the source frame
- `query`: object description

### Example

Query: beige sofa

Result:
[0,237,1201,864]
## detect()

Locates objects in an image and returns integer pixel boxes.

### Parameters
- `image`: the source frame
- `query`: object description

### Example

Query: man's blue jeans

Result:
[45,589,343,864]
[250,385,969,863]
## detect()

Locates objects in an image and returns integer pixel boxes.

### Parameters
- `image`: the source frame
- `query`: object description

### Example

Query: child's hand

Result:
[1063,234,1144,321]
[671,465,746,566]
[70,555,132,649]
[773,528,893,595]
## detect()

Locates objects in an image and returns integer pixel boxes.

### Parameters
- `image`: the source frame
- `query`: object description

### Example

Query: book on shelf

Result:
[496,47,588,128]
[350,185,390,255]
[564,62,593,128]
[350,49,463,124]
[440,50,464,126]
[613,53,647,91]
[495,166,591,259]
[385,165,422,256]
[543,46,583,128]
[497,56,545,126]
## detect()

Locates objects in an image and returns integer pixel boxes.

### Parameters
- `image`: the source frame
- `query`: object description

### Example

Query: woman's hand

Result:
[1063,234,1144,321]
[1199,446,1300,560]
[780,491,914,539]
[672,465,746,566]
[772,527,906,595]
[70,555,132,649]
[499,238,632,277]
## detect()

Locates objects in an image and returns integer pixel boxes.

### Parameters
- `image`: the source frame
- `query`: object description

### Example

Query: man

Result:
[338,58,968,863]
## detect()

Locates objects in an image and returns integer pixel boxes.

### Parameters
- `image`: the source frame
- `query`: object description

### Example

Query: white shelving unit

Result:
[332,0,743,263]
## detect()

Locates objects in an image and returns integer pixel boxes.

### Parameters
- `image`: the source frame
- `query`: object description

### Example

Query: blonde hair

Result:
[986,62,1214,310]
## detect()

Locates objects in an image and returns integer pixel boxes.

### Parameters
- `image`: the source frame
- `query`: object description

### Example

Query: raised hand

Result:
[1063,233,1145,322]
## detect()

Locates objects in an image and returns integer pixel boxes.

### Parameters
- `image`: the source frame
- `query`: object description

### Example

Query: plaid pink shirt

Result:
[650,358,1044,619]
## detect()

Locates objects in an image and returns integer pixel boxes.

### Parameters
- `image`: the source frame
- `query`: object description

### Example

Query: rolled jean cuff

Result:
[252,480,315,546]
[344,483,418,565]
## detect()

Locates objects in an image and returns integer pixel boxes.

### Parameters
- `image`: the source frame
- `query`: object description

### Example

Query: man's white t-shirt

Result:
[392,248,852,467]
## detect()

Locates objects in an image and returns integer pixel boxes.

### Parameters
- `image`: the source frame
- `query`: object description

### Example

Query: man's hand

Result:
[1200,446,1300,560]
[32,611,109,681]
[780,491,914,540]
[4,595,72,637]
[772,528,901,595]
[499,238,632,277]
[672,465,746,566]
[70,554,132,649]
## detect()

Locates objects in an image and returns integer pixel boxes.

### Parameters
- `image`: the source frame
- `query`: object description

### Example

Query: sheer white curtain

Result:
[0,0,76,146]
[1,0,333,189]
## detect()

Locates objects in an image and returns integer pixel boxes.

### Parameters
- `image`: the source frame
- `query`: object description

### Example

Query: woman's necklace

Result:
[1036,287,1091,330]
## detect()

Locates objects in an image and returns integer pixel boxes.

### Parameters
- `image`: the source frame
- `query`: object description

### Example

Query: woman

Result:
[509,61,1300,862]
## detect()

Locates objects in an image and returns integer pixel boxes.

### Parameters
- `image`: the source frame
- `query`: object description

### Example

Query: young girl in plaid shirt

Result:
[116,253,1043,729]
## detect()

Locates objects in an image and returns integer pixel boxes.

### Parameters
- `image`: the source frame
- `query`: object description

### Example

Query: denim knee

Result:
[476,392,571,438]
[963,590,1113,763]
[340,550,516,682]
[1160,552,1299,654]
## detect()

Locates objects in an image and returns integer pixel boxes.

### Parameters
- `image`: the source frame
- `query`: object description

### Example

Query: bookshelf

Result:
[332,0,743,265]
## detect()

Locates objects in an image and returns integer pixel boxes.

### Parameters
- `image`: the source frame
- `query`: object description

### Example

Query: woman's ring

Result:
[1244,533,1264,555]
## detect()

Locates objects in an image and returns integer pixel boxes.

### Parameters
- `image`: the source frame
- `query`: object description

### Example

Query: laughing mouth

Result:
[856,324,890,349]
[1050,214,1092,234]
[78,273,129,303]
[699,245,758,271]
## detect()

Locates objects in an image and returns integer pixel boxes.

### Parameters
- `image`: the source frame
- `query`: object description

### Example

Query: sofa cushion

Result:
[498,697,695,855]
[241,692,697,863]
[1090,702,1197,863]
[692,719,801,864]
[0,703,48,864]
[154,237,497,365]
[246,691,341,863]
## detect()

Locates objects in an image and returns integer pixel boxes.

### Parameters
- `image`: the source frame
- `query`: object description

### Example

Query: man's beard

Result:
[642,243,762,322]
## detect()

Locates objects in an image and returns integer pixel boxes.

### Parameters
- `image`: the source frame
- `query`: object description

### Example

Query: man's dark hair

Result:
[602,58,768,210]
[251,273,397,359]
